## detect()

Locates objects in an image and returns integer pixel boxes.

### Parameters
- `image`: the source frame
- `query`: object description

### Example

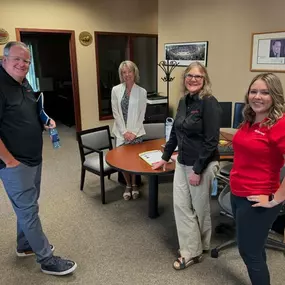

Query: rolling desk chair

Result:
[211,167,285,258]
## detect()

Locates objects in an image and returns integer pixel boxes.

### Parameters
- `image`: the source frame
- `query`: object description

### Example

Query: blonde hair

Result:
[182,61,212,98]
[243,73,285,127]
[118,60,140,84]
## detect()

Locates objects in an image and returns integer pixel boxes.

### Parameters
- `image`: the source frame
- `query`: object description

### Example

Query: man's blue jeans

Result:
[0,162,53,264]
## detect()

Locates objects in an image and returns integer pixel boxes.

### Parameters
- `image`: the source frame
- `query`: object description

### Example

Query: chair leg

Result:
[100,175,106,204]
[108,174,111,180]
[80,169,86,191]
[265,237,285,252]
[211,239,237,258]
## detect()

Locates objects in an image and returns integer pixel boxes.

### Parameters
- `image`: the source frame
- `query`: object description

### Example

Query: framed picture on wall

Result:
[164,41,208,67]
[250,31,285,72]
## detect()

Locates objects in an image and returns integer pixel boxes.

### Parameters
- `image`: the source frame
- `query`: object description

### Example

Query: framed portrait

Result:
[164,41,208,67]
[250,31,285,72]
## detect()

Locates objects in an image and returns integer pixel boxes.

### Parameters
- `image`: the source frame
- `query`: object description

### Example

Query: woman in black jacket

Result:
[153,62,221,270]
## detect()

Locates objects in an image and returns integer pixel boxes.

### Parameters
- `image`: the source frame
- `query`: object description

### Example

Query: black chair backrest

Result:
[77,126,112,161]
[280,166,285,181]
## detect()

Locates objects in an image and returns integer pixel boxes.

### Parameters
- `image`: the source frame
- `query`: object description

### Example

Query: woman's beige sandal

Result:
[131,185,140,200]
[123,186,132,200]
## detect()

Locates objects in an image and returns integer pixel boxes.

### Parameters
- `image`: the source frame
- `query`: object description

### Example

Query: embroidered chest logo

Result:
[254,129,265,136]
[191,110,199,114]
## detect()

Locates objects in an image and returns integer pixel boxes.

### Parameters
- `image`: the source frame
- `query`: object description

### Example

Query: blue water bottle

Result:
[165,117,174,142]
[211,177,218,196]
[49,128,61,149]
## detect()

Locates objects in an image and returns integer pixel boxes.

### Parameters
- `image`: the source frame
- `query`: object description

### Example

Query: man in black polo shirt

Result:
[0,41,77,276]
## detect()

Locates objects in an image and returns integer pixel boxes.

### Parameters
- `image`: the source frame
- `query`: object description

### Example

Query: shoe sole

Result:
[16,245,55,257]
[41,262,77,276]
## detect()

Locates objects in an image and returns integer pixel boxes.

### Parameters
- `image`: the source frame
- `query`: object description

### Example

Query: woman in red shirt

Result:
[230,73,285,285]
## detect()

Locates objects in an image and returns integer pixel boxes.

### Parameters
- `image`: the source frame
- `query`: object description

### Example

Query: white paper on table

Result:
[139,150,169,166]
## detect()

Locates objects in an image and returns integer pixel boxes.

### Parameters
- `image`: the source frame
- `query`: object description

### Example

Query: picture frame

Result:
[164,41,208,67]
[250,31,285,72]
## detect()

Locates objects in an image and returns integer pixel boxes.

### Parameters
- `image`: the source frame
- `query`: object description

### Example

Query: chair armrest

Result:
[216,173,230,184]
[82,144,103,154]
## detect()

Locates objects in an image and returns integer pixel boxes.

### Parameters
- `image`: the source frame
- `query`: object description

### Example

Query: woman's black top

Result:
[162,93,221,174]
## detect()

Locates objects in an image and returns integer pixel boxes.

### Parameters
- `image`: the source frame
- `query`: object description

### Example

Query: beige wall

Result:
[3,0,285,127]
[158,0,285,114]
[1,0,158,129]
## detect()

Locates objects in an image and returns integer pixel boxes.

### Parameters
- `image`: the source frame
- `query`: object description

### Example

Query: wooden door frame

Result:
[16,28,82,131]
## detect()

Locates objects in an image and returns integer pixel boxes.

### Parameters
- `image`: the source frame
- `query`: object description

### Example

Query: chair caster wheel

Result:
[211,249,219,258]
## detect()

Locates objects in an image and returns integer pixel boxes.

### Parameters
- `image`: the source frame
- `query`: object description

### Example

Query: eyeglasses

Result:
[6,56,31,65]
[249,89,270,96]
[184,74,204,81]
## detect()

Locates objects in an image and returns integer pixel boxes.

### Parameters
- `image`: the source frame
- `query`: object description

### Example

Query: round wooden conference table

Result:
[105,138,175,219]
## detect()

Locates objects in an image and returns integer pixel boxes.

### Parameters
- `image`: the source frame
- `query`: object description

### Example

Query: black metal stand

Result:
[158,60,179,116]
[148,175,159,218]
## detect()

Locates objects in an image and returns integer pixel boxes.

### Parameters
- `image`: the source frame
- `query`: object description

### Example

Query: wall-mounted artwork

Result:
[79,31,93,46]
[164,41,208,67]
[251,31,285,72]
[0,29,9,45]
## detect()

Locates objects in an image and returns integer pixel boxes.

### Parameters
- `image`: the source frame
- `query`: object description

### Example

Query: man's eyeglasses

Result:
[249,89,270,96]
[6,56,31,65]
[184,74,204,81]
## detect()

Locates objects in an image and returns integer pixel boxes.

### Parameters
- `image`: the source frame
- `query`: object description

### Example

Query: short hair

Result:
[182,61,212,98]
[272,40,281,46]
[118,60,140,83]
[3,41,29,57]
[243,73,285,127]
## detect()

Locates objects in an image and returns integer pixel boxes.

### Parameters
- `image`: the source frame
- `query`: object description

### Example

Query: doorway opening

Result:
[16,28,81,131]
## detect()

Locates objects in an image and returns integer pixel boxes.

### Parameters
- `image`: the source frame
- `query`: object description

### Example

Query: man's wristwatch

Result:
[269,194,280,206]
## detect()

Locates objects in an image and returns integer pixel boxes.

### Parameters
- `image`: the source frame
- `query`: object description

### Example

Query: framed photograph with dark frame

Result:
[164,41,208,67]
[250,31,285,72]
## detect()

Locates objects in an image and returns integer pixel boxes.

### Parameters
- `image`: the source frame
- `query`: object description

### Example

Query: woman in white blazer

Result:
[111,60,147,200]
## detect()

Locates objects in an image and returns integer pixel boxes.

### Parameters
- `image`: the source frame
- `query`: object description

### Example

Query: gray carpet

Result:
[0,124,284,285]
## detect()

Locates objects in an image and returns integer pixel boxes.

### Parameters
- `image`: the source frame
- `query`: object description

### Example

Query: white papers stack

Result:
[139,150,163,166]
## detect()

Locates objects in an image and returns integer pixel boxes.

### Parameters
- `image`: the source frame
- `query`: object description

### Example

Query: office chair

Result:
[232,102,245,129]
[77,126,117,204]
[211,168,285,258]
[143,123,165,141]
